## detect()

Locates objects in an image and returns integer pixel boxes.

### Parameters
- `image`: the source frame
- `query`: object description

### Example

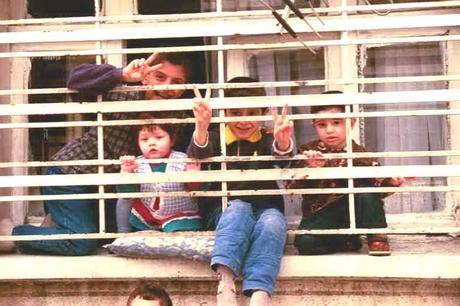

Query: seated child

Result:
[188,77,295,306]
[116,112,203,233]
[291,91,412,256]
[126,283,173,306]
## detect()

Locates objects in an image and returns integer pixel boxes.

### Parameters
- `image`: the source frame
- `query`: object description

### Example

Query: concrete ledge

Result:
[1,251,459,281]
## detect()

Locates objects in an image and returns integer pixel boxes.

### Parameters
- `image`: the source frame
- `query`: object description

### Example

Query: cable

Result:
[364,0,394,17]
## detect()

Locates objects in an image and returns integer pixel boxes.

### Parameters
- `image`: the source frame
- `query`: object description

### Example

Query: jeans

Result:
[211,199,287,296]
[294,193,387,255]
[12,167,100,256]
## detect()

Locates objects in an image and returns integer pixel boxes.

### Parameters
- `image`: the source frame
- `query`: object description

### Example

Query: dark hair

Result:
[152,52,193,80]
[310,90,345,114]
[126,284,173,306]
[224,76,267,98]
[133,112,183,142]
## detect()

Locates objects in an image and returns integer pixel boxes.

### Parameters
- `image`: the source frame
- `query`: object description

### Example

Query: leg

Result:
[116,198,134,233]
[211,200,255,306]
[354,193,390,256]
[242,208,287,299]
[294,198,355,255]
[12,167,99,256]
[0,218,15,252]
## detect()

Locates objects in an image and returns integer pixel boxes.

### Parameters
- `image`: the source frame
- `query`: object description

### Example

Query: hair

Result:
[224,76,267,112]
[133,112,183,142]
[310,90,345,114]
[152,52,193,80]
[126,284,173,306]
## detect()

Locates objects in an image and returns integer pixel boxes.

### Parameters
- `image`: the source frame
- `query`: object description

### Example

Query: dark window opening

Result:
[27,0,99,18]
[137,0,201,15]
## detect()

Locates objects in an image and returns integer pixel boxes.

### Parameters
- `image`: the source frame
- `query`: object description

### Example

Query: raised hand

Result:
[122,52,163,83]
[302,150,326,168]
[120,155,139,173]
[271,104,294,152]
[192,86,212,146]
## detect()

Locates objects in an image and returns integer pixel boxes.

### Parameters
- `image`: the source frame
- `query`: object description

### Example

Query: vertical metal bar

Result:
[341,0,357,230]
[94,0,106,233]
[216,0,228,210]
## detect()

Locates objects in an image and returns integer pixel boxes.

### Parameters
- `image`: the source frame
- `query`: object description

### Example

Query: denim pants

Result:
[12,166,99,256]
[211,199,287,296]
[294,193,387,255]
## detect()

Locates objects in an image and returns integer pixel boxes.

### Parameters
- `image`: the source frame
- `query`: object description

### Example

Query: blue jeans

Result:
[12,167,99,256]
[211,200,287,296]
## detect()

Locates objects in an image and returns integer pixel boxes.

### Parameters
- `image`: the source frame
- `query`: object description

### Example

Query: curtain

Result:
[361,43,448,213]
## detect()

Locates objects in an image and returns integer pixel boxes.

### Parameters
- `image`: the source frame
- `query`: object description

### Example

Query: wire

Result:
[282,0,322,37]
[364,0,394,17]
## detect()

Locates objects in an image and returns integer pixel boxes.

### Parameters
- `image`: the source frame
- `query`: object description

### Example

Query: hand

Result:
[120,155,138,173]
[303,150,326,168]
[192,86,212,146]
[388,176,416,186]
[272,104,293,151]
[122,53,162,83]
[185,161,201,171]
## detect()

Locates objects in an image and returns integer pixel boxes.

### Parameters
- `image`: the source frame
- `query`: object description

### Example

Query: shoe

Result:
[368,235,391,256]
[343,235,362,252]
[0,218,15,253]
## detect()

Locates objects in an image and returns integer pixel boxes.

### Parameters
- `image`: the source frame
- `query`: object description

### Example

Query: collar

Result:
[317,141,349,152]
[225,125,262,145]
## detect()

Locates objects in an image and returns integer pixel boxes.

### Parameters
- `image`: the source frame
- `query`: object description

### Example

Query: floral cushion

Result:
[105,232,214,262]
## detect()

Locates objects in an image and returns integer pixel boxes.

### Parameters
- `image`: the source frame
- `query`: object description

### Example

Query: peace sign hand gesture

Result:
[192,86,212,146]
[272,104,294,152]
[122,52,163,83]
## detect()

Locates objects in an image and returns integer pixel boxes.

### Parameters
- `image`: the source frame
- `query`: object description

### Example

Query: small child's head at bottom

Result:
[134,112,181,159]
[224,76,267,140]
[310,90,356,150]
[126,284,173,306]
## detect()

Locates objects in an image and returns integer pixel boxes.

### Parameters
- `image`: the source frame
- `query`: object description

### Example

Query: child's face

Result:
[130,296,162,306]
[313,107,356,150]
[143,60,187,100]
[138,126,173,159]
[225,108,264,140]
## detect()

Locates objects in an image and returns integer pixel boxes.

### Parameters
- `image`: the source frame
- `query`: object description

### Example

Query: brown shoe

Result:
[0,218,15,253]
[368,235,391,256]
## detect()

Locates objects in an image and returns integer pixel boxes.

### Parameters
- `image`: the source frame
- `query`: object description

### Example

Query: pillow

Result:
[105,232,214,262]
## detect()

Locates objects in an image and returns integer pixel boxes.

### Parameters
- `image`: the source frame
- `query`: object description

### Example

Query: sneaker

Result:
[368,234,391,256]
[216,272,237,306]
[250,290,271,306]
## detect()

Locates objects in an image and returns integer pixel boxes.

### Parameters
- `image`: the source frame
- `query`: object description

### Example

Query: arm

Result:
[115,155,139,194]
[67,52,162,95]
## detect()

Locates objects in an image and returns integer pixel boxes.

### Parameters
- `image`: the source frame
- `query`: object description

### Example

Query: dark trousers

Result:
[294,193,387,255]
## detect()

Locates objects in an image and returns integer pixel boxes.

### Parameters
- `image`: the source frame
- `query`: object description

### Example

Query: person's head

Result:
[223,76,267,140]
[126,284,172,306]
[143,52,192,100]
[310,90,356,150]
[133,112,181,159]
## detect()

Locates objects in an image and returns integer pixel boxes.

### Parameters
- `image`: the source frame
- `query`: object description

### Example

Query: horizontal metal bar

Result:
[2,13,459,44]
[1,165,460,188]
[3,34,460,59]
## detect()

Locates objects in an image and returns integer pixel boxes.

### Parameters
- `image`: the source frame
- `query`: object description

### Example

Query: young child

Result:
[116,112,202,233]
[291,90,411,256]
[188,77,294,306]
[126,283,173,306]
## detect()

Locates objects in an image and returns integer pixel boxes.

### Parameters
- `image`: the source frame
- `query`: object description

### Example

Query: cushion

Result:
[105,232,214,262]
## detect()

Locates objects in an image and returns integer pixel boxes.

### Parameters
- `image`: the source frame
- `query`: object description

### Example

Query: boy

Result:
[116,112,202,233]
[292,90,411,256]
[188,77,294,306]
[0,52,193,255]
[126,284,173,306]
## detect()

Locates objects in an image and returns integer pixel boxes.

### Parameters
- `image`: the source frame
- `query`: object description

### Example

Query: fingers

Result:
[145,63,163,74]
[204,86,211,100]
[193,86,202,99]
[145,52,159,66]
[271,107,278,122]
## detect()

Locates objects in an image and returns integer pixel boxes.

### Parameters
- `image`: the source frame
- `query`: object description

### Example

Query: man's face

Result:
[142,60,187,100]
[130,296,162,306]
[137,126,173,159]
[313,107,355,150]
[225,108,264,140]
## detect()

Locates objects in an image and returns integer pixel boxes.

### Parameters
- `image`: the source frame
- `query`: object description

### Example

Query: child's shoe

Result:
[368,234,391,256]
[216,266,237,306]
[0,218,15,253]
[249,290,271,306]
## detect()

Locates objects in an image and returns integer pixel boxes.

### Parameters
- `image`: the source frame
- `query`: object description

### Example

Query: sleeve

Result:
[67,64,124,97]
[187,130,220,159]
